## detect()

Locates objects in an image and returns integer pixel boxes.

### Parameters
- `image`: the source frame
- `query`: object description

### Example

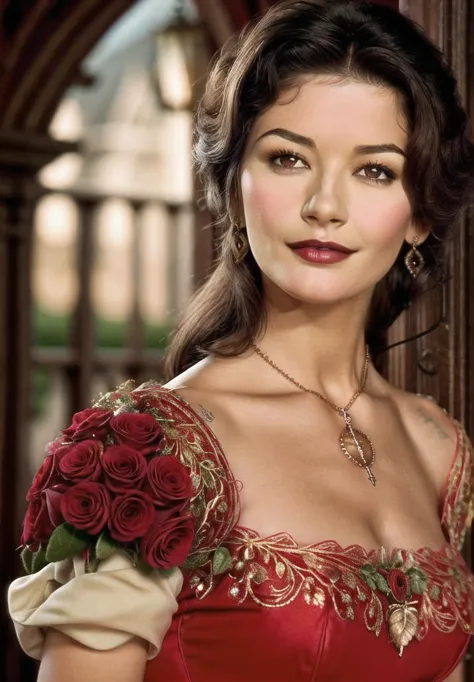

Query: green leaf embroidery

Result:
[406,567,428,594]
[96,532,117,561]
[45,523,90,563]
[183,552,211,570]
[430,585,441,601]
[20,547,34,574]
[212,546,233,575]
[373,573,390,595]
[363,574,377,591]
[32,548,48,573]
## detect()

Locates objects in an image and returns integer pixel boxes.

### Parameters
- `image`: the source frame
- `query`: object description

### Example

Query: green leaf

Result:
[157,567,176,579]
[409,571,428,595]
[373,573,390,595]
[430,585,440,601]
[183,552,210,570]
[360,563,377,575]
[361,574,376,591]
[32,548,48,573]
[212,546,233,575]
[96,532,117,561]
[45,522,90,563]
[134,554,154,576]
[20,547,34,574]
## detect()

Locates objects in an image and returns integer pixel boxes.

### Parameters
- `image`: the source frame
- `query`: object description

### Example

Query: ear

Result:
[405,218,431,246]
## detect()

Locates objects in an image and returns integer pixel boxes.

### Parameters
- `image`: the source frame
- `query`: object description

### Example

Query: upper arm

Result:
[406,394,459,492]
[38,630,148,682]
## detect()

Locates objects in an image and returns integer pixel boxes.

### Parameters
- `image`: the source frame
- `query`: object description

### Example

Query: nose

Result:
[301,176,348,228]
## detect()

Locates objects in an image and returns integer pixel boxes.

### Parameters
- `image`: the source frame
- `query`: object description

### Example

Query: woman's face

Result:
[240,76,422,307]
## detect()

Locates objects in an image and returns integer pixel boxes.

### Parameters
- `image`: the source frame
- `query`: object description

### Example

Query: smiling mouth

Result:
[288,240,356,254]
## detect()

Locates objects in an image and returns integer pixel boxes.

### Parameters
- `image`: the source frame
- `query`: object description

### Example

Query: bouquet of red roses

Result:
[20,386,196,576]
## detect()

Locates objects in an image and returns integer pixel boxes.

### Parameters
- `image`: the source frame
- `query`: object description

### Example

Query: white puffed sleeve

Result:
[7,551,183,661]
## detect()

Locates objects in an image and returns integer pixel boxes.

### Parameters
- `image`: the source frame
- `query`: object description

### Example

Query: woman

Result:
[8,1,474,681]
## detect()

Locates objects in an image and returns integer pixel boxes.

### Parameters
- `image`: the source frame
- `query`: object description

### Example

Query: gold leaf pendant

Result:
[339,410,376,486]
[388,602,419,656]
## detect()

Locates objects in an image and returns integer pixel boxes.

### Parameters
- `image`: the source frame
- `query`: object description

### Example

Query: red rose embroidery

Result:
[21,491,56,548]
[101,445,147,492]
[61,482,110,535]
[26,454,62,501]
[58,440,103,482]
[388,569,409,602]
[110,413,164,455]
[140,511,195,570]
[108,491,156,542]
[146,456,193,510]
[62,408,112,441]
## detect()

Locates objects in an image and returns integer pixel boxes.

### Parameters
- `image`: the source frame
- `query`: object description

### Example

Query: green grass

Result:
[32,308,173,418]
[33,308,172,350]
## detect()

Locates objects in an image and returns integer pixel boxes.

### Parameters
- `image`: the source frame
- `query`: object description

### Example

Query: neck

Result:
[255,290,374,405]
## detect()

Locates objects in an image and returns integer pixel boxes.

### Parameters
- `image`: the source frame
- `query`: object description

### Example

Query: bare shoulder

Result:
[390,387,459,490]
[163,356,244,428]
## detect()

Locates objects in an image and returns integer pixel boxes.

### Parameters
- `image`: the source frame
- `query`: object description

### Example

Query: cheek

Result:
[356,193,412,247]
[241,169,294,233]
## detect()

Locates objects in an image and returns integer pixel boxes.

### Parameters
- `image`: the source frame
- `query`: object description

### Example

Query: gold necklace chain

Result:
[250,342,377,486]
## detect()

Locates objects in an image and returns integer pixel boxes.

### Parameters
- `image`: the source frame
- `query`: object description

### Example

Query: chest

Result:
[209,396,444,549]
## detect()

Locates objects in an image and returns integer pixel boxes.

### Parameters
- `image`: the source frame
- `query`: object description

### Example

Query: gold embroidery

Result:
[191,527,474,653]
[103,385,474,652]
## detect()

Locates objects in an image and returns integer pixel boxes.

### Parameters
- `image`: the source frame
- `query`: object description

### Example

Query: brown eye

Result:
[355,162,395,183]
[364,165,385,179]
[272,154,306,169]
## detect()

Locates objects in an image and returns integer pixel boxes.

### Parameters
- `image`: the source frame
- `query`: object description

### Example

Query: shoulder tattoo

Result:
[417,407,450,441]
[196,404,215,423]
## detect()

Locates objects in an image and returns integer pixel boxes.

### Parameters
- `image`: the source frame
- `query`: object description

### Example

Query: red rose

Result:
[146,456,193,510]
[62,408,112,441]
[140,511,195,570]
[101,445,147,492]
[58,440,103,482]
[21,491,56,549]
[388,569,409,602]
[110,413,164,455]
[26,454,62,501]
[108,490,155,542]
[45,485,66,527]
[61,482,110,535]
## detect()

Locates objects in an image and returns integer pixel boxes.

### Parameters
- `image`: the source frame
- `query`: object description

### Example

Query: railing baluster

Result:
[68,197,97,414]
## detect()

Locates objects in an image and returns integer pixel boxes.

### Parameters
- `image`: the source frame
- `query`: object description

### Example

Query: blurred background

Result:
[1,0,473,680]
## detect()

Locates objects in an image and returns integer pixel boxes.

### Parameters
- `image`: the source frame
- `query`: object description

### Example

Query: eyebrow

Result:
[255,128,406,158]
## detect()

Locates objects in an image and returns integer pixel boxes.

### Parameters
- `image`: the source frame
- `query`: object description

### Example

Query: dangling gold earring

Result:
[231,221,249,265]
[405,236,425,278]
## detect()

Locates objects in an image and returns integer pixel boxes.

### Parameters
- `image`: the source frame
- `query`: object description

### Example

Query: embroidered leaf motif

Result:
[212,546,233,575]
[388,604,418,656]
[430,585,440,601]
[276,562,286,579]
[406,567,428,595]
[250,564,268,584]
[184,552,211,570]
[373,573,390,595]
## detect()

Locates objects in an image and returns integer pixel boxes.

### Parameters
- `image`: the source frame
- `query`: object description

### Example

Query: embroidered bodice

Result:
[8,380,474,682]
[133,382,474,682]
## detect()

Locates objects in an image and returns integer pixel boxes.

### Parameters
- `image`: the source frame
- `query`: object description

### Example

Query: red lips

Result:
[288,239,355,254]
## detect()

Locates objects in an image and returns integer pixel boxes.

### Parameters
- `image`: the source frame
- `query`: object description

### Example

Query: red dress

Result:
[143,387,474,682]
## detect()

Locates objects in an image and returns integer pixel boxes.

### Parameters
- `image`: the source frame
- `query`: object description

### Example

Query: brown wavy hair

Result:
[165,0,474,379]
